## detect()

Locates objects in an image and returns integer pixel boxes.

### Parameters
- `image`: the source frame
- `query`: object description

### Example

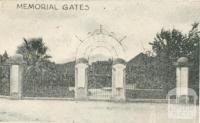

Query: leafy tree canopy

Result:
[149,23,199,94]
[16,37,51,65]
[149,23,199,62]
[0,51,9,64]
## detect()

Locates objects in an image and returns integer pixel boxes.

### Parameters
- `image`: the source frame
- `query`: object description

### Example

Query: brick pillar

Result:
[75,58,88,100]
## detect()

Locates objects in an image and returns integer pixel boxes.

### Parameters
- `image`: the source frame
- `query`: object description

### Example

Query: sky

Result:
[0,0,200,63]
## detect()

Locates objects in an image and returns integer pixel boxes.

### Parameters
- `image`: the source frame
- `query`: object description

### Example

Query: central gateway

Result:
[75,26,126,101]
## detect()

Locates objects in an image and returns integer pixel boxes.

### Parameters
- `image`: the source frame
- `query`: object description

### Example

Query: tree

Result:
[149,23,199,94]
[0,51,9,64]
[16,37,51,65]
[187,23,199,95]
[150,29,188,61]
[17,38,53,91]
[150,24,199,62]
[16,38,71,97]
[3,51,8,59]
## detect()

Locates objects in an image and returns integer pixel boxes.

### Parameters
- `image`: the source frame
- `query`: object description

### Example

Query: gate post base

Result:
[112,88,126,102]
[111,97,126,102]
[75,87,88,100]
[10,92,22,100]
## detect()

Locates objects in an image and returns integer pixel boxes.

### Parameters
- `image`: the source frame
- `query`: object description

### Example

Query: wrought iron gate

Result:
[88,61,112,100]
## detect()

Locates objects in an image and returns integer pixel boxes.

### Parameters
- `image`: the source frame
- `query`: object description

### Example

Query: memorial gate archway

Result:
[75,26,126,101]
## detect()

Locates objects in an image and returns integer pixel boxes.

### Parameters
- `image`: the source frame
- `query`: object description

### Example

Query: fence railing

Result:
[126,87,165,99]
[22,66,75,98]
[0,65,10,96]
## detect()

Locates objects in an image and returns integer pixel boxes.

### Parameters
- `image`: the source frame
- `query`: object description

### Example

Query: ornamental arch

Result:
[75,26,126,101]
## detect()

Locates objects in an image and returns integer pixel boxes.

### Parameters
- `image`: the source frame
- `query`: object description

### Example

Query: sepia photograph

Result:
[0,0,199,122]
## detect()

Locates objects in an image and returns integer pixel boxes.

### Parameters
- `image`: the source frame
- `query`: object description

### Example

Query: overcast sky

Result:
[0,0,200,63]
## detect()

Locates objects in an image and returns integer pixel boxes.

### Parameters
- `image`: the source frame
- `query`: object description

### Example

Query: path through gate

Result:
[75,26,127,101]
[88,61,112,100]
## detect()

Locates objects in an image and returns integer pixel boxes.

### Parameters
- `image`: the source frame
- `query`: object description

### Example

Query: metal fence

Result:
[22,66,74,98]
[0,65,10,96]
[125,62,176,100]
[126,86,166,99]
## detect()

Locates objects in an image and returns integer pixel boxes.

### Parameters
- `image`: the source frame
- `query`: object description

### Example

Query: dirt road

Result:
[0,99,198,123]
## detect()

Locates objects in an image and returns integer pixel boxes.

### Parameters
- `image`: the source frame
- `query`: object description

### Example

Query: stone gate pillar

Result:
[75,58,88,100]
[175,57,189,98]
[112,59,126,101]
[8,54,25,99]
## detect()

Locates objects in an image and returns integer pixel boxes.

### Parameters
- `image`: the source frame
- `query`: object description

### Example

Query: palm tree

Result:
[17,37,51,65]
[16,37,52,78]
[17,38,55,96]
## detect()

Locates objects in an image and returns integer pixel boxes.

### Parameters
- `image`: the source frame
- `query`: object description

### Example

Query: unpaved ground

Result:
[0,99,198,123]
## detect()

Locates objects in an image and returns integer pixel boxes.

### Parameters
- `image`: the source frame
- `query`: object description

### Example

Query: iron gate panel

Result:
[23,66,75,98]
[0,65,10,96]
[88,61,112,100]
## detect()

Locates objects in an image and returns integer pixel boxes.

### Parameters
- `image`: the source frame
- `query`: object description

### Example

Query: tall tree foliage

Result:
[16,38,51,65]
[16,38,71,97]
[150,29,186,61]
[149,23,199,94]
[187,23,199,95]
[0,51,9,64]
[150,23,199,61]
